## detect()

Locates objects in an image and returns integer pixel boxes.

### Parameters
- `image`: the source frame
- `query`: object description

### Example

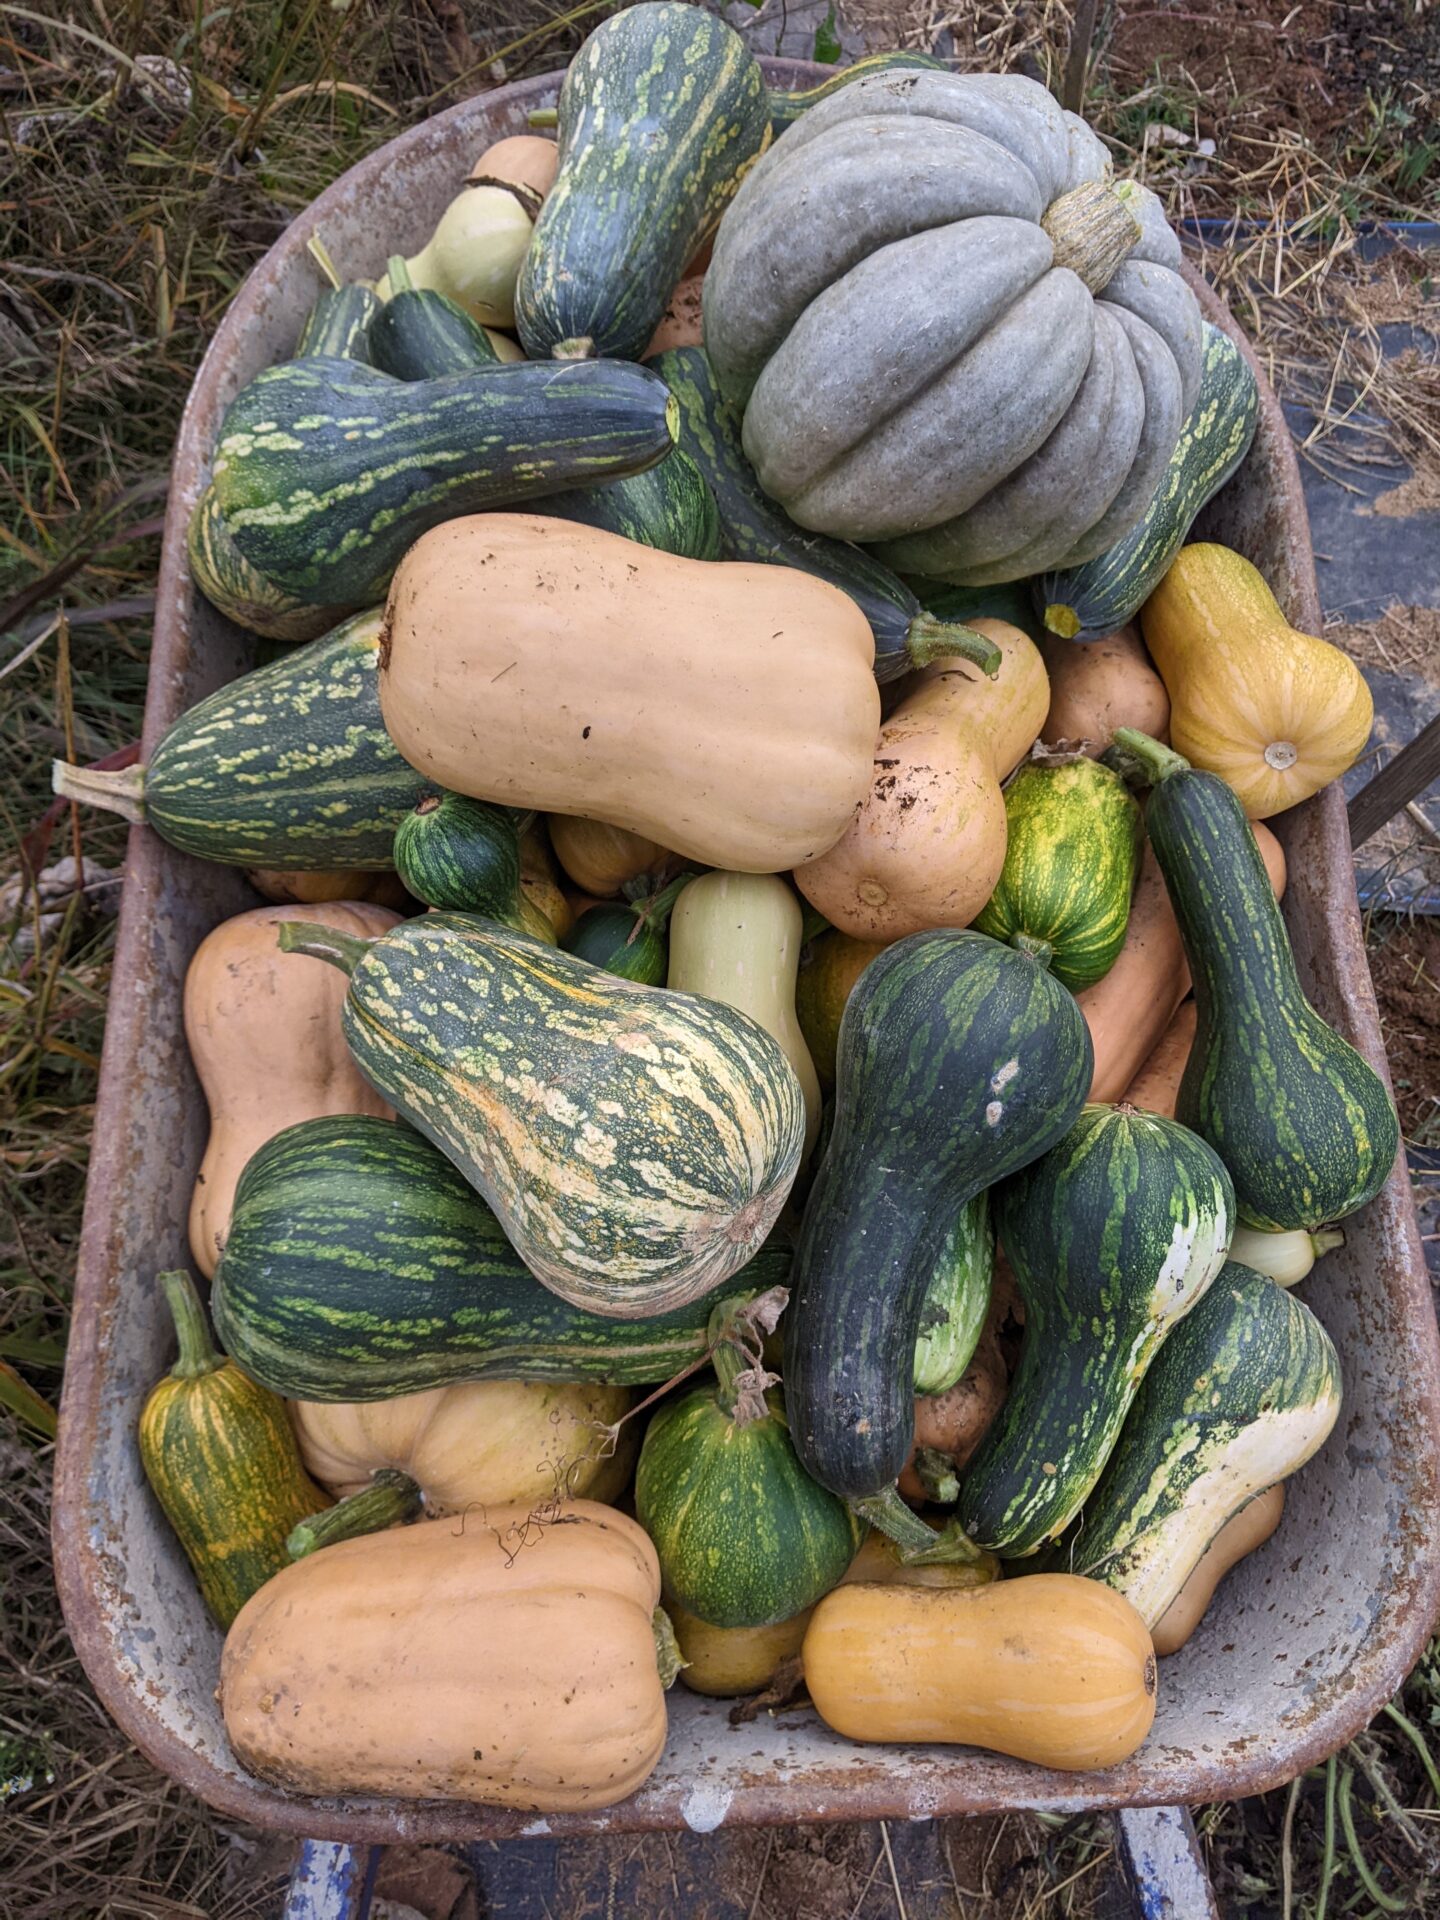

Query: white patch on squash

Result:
[985,1101,1003,1127]
[991,1058,1020,1092]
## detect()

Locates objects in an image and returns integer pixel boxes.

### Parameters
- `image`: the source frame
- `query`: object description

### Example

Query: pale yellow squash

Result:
[548,814,667,896]
[1151,1485,1285,1656]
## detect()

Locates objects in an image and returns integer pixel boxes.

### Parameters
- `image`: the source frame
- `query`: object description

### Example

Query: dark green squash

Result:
[186,483,338,644]
[635,1293,861,1627]
[959,1104,1235,1556]
[516,4,770,362]
[972,756,1143,990]
[366,255,500,376]
[393,791,554,940]
[295,282,380,362]
[652,345,999,683]
[1110,729,1400,1230]
[538,452,724,560]
[782,929,1093,1556]
[212,353,678,604]
[766,51,948,134]
[560,873,693,984]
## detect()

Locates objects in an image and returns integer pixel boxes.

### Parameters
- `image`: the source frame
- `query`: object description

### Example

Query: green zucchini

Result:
[186,483,338,644]
[1064,1262,1341,1627]
[213,354,679,604]
[913,1193,994,1396]
[516,4,770,362]
[959,1104,1235,1556]
[278,912,807,1318]
[295,283,380,362]
[783,930,1092,1557]
[51,610,429,869]
[212,1116,793,1401]
[766,51,948,134]
[972,756,1143,990]
[559,874,692,984]
[1108,729,1400,1230]
[366,256,500,376]
[1038,324,1258,640]
[393,791,555,940]
[635,1294,861,1628]
[652,345,1000,682]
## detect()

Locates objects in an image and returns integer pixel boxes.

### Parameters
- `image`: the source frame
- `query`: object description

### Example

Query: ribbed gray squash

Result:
[703,69,1202,582]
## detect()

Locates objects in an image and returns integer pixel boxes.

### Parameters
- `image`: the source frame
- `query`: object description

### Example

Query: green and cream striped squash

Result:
[392,791,555,940]
[516,4,770,362]
[281,913,807,1317]
[212,1117,792,1401]
[972,755,1143,991]
[912,1192,994,1396]
[1064,1262,1340,1627]
[960,1103,1235,1556]
[186,482,338,643]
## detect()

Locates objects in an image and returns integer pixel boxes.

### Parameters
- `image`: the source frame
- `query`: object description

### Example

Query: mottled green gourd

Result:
[295,283,381,363]
[52,611,428,870]
[138,1270,328,1627]
[560,875,692,985]
[651,345,1000,683]
[766,51,948,134]
[1064,1262,1341,1627]
[960,1104,1234,1556]
[211,1117,793,1402]
[783,930,1092,1561]
[366,256,501,377]
[635,1294,862,1627]
[393,791,555,942]
[973,756,1143,990]
[516,4,771,362]
[913,1194,995,1396]
[276,913,806,1317]
[1110,729,1400,1230]
[212,353,678,604]
[1039,324,1259,640]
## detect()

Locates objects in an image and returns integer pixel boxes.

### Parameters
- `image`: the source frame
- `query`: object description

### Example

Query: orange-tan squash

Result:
[467,133,559,204]
[380,515,880,873]
[1151,1484,1285,1656]
[1122,1000,1198,1118]
[185,901,398,1278]
[839,1529,1000,1592]
[898,1327,1008,1502]
[1039,625,1170,754]
[644,275,706,358]
[672,1601,812,1698]
[246,867,410,910]
[547,814,668,897]
[518,818,574,938]
[795,928,887,1095]
[220,1501,673,1809]
[802,1577,1156,1770]
[795,619,1049,941]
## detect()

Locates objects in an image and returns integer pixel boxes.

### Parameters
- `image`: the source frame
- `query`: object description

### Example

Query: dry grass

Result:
[1,1,1438,1913]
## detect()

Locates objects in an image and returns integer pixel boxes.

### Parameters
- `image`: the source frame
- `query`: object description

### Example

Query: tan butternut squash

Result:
[380,515,880,873]
[795,928,887,1095]
[548,814,667,897]
[1122,1000,1198,1118]
[1038,625,1170,754]
[1079,821,1285,1101]
[1151,1484,1285,1656]
[1141,544,1373,818]
[467,133,559,205]
[518,818,574,938]
[221,1501,671,1809]
[803,1577,1156,1770]
[185,902,398,1278]
[246,867,410,910]
[795,619,1049,941]
[898,1327,1008,1502]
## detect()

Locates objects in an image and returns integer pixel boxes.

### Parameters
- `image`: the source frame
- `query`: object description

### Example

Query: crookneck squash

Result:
[1110,729,1400,1229]
[186,483,337,643]
[516,4,770,362]
[279,913,806,1316]
[1151,1483,1285,1656]
[1065,1262,1340,1627]
[392,791,554,941]
[783,929,1093,1558]
[211,1116,792,1401]
[52,610,430,870]
[220,1501,675,1810]
[766,51,947,134]
[138,1270,328,1628]
[378,514,880,874]
[959,1104,1234,1555]
[972,754,1143,991]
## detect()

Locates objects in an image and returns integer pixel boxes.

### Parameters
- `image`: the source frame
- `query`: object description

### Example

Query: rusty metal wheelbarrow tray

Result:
[52,60,1440,1841]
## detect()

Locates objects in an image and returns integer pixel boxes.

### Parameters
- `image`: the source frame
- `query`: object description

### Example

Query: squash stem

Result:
[527,106,559,129]
[385,254,414,295]
[849,1486,985,1565]
[652,1607,686,1688]
[286,1470,422,1559]
[1104,727,1191,788]
[1011,931,1054,970]
[275,919,372,975]
[51,758,147,823]
[1040,180,1143,293]
[305,234,343,290]
[912,1447,961,1506]
[1313,1228,1347,1258]
[625,870,696,945]
[906,616,1002,679]
[705,1290,781,1425]
[160,1270,224,1381]
[553,336,596,360]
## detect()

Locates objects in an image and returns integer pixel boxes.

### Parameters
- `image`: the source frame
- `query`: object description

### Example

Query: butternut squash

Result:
[548,814,667,897]
[672,1601,812,1698]
[380,515,880,873]
[1151,1484,1285,1656]
[221,1501,672,1809]
[184,902,398,1278]
[1080,821,1284,1101]
[518,818,574,938]
[803,1577,1157,1770]
[467,133,558,205]
[795,928,887,1095]
[1123,999,1198,1118]
[246,867,410,910]
[1141,544,1373,818]
[1039,625,1170,754]
[795,619,1049,941]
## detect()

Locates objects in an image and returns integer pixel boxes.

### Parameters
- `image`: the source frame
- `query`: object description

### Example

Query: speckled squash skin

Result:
[187,483,336,642]
[392,791,554,939]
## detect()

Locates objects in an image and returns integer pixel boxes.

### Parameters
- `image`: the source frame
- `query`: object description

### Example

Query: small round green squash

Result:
[393,791,554,942]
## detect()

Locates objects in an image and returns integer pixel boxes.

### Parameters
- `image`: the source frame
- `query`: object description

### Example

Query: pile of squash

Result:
[62,4,1396,1814]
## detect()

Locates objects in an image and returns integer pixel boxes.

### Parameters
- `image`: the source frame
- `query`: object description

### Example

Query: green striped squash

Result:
[211,1117,792,1401]
[294,283,380,362]
[186,482,337,643]
[537,450,724,560]
[52,611,429,869]
[393,791,555,940]
[1039,324,1259,640]
[912,1193,994,1396]
[212,354,678,604]
[960,1104,1235,1556]
[1114,730,1400,1230]
[366,262,500,377]
[516,4,770,362]
[652,345,999,682]
[766,51,948,134]
[1065,1262,1340,1627]
[972,757,1143,991]
[281,913,807,1318]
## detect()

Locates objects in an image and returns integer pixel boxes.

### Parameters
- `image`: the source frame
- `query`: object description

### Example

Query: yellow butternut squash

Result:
[548,814,667,897]
[795,928,887,1094]
[467,133,558,204]
[672,1602,812,1698]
